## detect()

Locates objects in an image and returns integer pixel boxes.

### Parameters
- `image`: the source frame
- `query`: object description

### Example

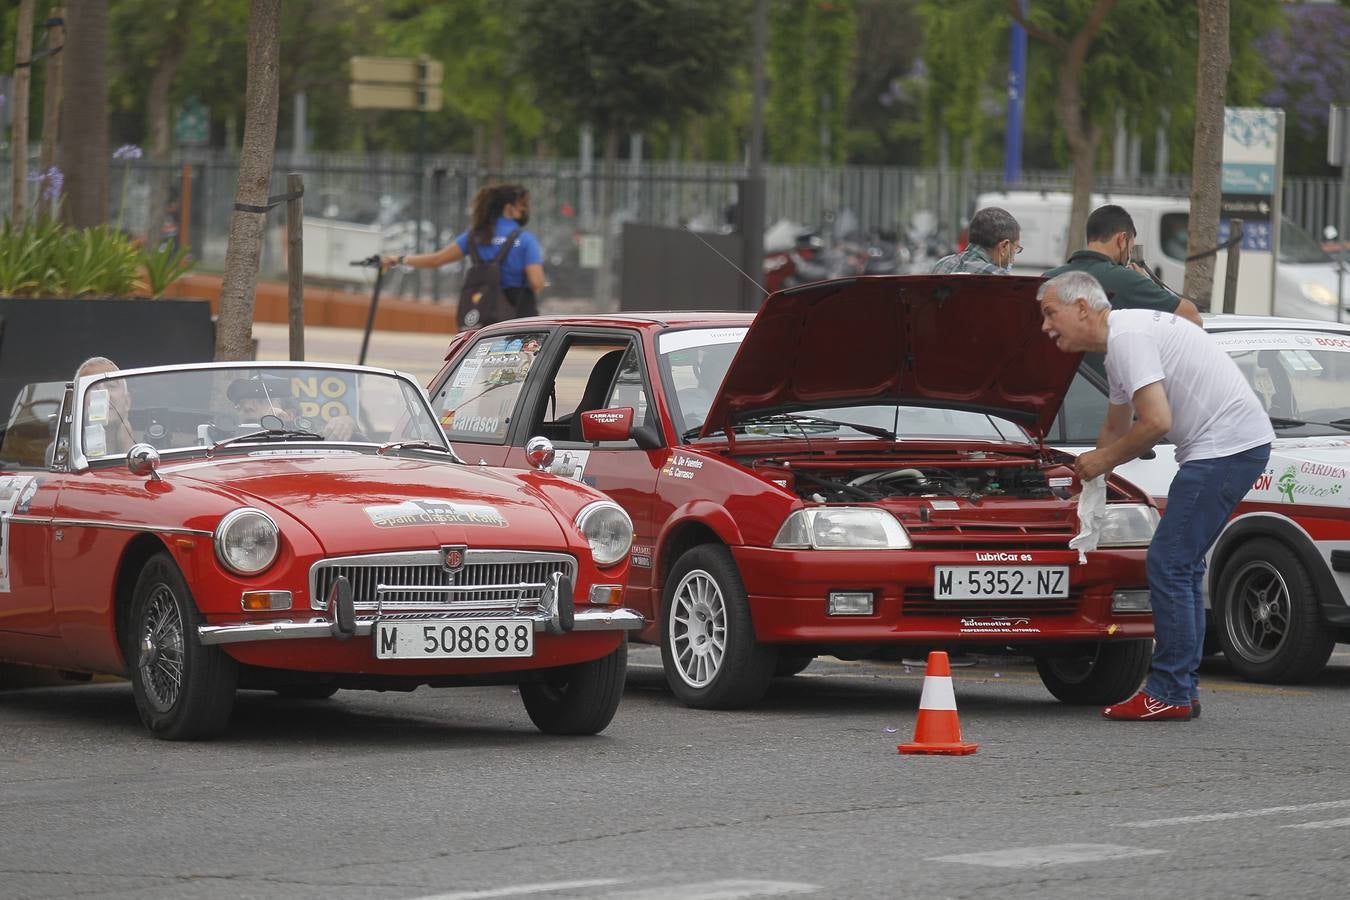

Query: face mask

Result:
[514,211,530,227]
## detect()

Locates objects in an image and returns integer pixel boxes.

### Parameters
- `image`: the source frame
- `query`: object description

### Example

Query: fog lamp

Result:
[1112,589,1151,613]
[828,591,875,616]
[241,590,292,611]
[589,584,624,606]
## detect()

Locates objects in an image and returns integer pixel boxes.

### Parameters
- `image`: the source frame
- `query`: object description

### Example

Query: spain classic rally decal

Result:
[0,475,38,592]
[364,499,508,528]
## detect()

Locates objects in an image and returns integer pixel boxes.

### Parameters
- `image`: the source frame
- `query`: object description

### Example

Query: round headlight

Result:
[214,508,280,576]
[575,501,633,567]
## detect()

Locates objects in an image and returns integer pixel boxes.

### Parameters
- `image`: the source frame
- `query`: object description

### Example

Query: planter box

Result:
[0,297,215,418]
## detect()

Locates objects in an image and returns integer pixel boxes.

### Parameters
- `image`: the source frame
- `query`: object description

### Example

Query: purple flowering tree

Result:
[1255,4,1350,173]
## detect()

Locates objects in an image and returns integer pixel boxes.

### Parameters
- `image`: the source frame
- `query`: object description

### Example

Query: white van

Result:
[976,190,1349,322]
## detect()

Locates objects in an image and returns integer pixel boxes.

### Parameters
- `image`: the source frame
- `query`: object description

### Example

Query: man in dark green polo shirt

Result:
[1044,204,1203,327]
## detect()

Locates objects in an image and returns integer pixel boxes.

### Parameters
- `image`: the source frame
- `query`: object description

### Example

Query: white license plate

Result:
[375,619,535,660]
[933,566,1069,600]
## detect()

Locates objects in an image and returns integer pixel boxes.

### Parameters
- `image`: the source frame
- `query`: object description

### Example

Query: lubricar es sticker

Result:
[365,499,508,528]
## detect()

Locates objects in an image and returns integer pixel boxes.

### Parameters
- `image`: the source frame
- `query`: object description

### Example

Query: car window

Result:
[606,344,651,426]
[430,332,548,443]
[528,338,634,442]
[1215,331,1350,430]
[1280,218,1332,265]
[657,327,748,436]
[1059,371,1107,444]
[0,381,66,468]
[1161,213,1189,262]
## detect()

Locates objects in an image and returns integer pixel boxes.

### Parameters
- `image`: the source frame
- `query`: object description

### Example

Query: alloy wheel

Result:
[669,569,727,688]
[1226,560,1291,664]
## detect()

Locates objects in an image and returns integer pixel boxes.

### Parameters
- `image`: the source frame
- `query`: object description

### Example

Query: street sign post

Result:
[1330,105,1349,323]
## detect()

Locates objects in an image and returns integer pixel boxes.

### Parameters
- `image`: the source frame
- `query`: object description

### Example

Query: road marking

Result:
[1116,799,1350,828]
[411,880,625,899]
[600,880,818,899]
[930,843,1165,869]
[1283,817,1350,830]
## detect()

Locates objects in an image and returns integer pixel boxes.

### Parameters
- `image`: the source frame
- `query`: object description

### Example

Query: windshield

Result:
[77,366,446,461]
[656,326,1029,443]
[1281,219,1332,265]
[1212,330,1350,436]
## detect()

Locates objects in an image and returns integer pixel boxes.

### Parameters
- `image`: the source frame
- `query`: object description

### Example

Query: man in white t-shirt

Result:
[1038,271,1273,722]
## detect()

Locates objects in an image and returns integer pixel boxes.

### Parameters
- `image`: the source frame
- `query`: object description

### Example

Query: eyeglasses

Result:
[1004,241,1024,255]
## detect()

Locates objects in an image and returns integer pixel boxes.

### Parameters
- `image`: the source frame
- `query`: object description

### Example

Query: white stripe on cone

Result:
[918,675,958,711]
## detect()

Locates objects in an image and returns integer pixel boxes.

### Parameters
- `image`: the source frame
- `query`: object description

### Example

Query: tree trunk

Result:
[1184,0,1230,311]
[215,0,281,362]
[59,0,109,228]
[37,4,65,220]
[145,1,193,245]
[11,0,35,222]
[489,108,506,173]
[593,127,619,311]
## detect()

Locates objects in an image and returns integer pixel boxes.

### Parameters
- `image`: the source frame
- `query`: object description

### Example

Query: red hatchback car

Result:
[0,362,641,739]
[428,275,1159,709]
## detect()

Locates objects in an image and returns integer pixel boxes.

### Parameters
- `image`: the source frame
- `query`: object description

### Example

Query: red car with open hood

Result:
[427,275,1158,709]
[0,362,641,739]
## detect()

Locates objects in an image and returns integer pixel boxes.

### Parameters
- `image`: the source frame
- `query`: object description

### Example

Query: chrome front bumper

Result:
[198,571,643,646]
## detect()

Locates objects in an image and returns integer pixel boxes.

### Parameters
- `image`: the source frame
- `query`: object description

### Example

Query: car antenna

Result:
[681,225,771,298]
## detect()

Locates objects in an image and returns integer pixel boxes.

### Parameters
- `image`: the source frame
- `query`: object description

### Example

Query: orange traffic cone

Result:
[898,651,978,755]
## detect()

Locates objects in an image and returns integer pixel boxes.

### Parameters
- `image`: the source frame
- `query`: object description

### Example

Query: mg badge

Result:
[441,545,468,573]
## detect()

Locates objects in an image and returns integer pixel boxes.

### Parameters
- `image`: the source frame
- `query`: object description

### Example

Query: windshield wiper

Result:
[378,439,462,461]
[738,412,897,441]
[209,428,323,455]
[1270,416,1350,432]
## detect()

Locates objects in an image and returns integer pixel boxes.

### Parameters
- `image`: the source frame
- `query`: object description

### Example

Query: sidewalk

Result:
[252,323,453,384]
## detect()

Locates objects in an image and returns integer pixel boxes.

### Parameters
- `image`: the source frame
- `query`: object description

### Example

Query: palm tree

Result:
[60,0,110,228]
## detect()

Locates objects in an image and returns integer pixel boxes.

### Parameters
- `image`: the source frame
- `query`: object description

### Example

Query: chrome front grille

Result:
[310,550,576,614]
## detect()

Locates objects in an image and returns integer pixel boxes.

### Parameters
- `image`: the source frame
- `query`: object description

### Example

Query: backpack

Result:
[457,227,522,329]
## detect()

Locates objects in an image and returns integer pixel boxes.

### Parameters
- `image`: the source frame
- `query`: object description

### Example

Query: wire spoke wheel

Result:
[138,584,186,711]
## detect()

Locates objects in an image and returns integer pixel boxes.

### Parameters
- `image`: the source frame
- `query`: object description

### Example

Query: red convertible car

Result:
[0,362,640,739]
[428,275,1159,709]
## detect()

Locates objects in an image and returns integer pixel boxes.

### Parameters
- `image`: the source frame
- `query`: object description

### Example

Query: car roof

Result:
[476,311,756,331]
[1203,314,1350,334]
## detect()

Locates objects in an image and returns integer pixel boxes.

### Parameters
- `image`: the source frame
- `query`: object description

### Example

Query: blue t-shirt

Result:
[454,216,543,289]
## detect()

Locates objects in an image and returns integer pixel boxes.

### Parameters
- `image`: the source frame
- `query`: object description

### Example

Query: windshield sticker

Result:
[365,499,508,529]
[290,373,358,422]
[1214,332,1350,353]
[84,424,108,458]
[958,616,1040,635]
[86,389,110,422]
[0,475,37,592]
[550,449,589,480]
[658,327,748,355]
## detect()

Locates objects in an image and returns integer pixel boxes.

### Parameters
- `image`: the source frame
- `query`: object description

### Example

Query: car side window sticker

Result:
[434,333,548,443]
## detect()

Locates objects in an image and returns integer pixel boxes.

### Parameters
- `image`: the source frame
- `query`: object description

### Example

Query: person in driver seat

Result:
[226,375,360,441]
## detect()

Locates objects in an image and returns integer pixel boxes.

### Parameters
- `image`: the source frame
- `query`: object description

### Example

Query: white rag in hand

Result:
[1069,475,1107,564]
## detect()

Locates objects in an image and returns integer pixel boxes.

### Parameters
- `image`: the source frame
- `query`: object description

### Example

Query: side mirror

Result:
[127,443,162,481]
[525,436,555,470]
[579,407,634,443]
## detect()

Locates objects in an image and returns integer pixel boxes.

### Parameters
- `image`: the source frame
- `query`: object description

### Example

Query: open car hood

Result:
[699,274,1079,440]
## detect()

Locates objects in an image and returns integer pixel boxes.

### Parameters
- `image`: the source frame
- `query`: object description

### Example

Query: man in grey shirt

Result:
[931,207,1021,274]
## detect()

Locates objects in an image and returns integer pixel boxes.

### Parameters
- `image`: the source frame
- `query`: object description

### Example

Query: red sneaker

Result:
[1102,691,1192,721]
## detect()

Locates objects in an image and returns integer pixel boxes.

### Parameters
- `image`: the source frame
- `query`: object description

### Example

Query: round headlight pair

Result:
[214,508,280,576]
[575,501,633,567]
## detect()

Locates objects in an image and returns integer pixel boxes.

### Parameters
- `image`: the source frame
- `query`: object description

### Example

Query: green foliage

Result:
[0,218,193,298]
[523,0,751,147]
[767,0,859,164]
[140,242,197,299]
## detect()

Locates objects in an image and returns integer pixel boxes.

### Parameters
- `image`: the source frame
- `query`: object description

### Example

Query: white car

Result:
[1053,314,1350,683]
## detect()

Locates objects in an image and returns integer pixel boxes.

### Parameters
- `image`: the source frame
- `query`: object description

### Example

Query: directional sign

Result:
[350,83,443,112]
[350,56,443,86]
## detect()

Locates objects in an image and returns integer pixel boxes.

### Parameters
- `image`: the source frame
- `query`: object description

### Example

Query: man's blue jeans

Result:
[1144,444,1271,705]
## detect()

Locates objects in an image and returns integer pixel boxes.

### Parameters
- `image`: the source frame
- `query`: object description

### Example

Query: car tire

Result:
[1215,538,1335,684]
[774,653,814,678]
[128,552,238,740]
[659,544,776,709]
[1034,639,1151,705]
[520,641,626,736]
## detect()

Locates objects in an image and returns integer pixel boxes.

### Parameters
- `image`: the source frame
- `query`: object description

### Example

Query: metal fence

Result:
[5,147,1343,307]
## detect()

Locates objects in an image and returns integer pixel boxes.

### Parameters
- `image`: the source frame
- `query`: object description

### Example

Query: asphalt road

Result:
[3,646,1348,900]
